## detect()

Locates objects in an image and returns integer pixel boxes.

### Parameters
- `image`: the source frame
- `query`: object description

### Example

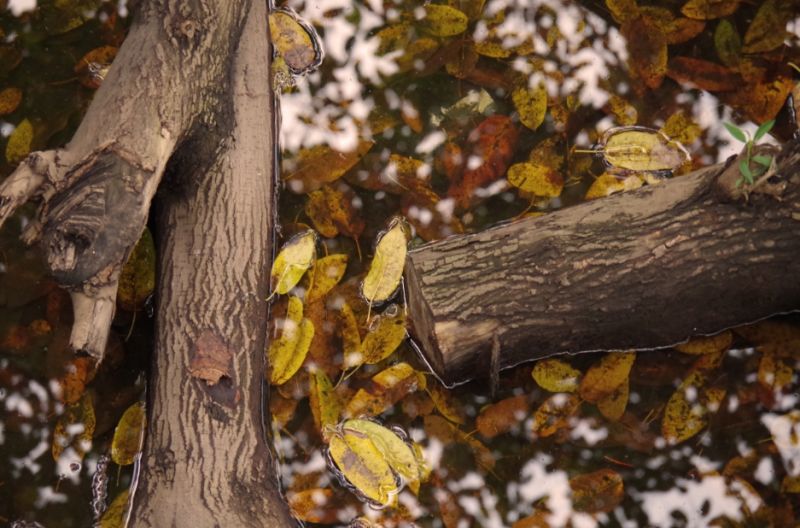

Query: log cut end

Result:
[404,258,445,375]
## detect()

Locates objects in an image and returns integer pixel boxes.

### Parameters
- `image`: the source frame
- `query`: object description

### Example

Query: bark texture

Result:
[406,138,800,385]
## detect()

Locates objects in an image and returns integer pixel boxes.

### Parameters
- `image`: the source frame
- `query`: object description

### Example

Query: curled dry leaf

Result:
[578,352,635,403]
[361,218,409,306]
[271,230,317,296]
[476,394,529,438]
[111,401,146,466]
[569,468,625,514]
[117,228,156,311]
[532,359,581,393]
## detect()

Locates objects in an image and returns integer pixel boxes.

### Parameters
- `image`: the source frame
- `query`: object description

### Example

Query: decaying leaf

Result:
[305,185,365,240]
[569,468,624,514]
[310,370,342,433]
[327,425,400,506]
[476,394,529,438]
[532,359,581,393]
[681,0,739,20]
[6,118,33,164]
[531,393,580,438]
[662,352,726,444]
[361,218,409,305]
[420,4,469,37]
[111,401,146,466]
[607,94,638,126]
[720,74,794,124]
[757,349,793,394]
[675,330,732,355]
[621,16,667,89]
[287,488,339,524]
[306,254,348,303]
[666,56,739,92]
[189,330,233,385]
[52,392,95,463]
[57,356,96,405]
[660,111,702,146]
[117,228,156,311]
[606,0,640,24]
[0,87,22,115]
[345,362,425,418]
[579,352,635,403]
[283,140,374,193]
[640,7,705,45]
[271,230,317,296]
[512,83,547,131]
[269,9,321,73]
[599,127,690,172]
[339,301,363,368]
[357,308,406,366]
[742,0,790,54]
[506,162,563,198]
[714,19,741,69]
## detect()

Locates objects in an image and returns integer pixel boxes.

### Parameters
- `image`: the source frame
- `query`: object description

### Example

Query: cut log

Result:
[405,138,800,386]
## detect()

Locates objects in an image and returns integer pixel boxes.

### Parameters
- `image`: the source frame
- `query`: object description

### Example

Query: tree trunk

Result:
[405,139,800,386]
[0,0,294,525]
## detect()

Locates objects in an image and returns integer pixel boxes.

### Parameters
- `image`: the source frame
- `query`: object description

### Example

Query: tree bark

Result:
[405,139,800,386]
[0,0,294,525]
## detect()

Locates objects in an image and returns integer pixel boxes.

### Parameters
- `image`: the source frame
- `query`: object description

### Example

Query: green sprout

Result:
[723,119,775,187]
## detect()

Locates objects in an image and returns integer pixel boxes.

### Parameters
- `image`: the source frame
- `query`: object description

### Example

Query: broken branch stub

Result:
[405,138,800,385]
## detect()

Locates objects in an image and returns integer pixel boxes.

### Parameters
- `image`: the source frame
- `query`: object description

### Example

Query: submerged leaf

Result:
[532,393,580,438]
[674,330,732,355]
[283,140,374,193]
[271,230,317,295]
[681,0,740,20]
[359,309,407,365]
[742,0,790,54]
[579,352,635,403]
[111,401,146,466]
[667,56,739,92]
[339,301,363,368]
[52,392,95,463]
[506,162,563,197]
[420,4,468,37]
[6,118,33,164]
[118,228,156,311]
[570,469,625,514]
[596,378,629,421]
[714,19,741,69]
[98,489,130,528]
[584,173,643,199]
[512,84,547,131]
[287,488,338,524]
[476,394,529,438]
[621,16,667,89]
[345,362,424,418]
[0,87,22,115]
[662,352,726,443]
[361,218,409,305]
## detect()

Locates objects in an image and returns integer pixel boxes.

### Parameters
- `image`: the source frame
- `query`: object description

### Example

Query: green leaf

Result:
[752,154,772,167]
[724,122,747,143]
[753,119,775,141]
[739,159,754,183]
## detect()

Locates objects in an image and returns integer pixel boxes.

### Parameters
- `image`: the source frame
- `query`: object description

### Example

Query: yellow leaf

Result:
[304,190,338,238]
[111,401,146,466]
[681,0,740,20]
[757,350,793,393]
[373,361,426,391]
[427,382,466,424]
[507,162,563,197]
[98,489,130,528]
[531,393,580,438]
[339,301,362,368]
[674,330,732,355]
[578,352,635,403]
[605,0,640,23]
[271,318,314,385]
[512,84,548,131]
[268,296,303,383]
[306,254,348,303]
[361,218,409,305]
[607,94,638,126]
[327,429,400,507]
[662,354,726,444]
[359,309,406,365]
[782,475,800,493]
[6,118,33,164]
[659,111,702,146]
[0,86,22,115]
[117,228,156,311]
[420,4,468,37]
[584,173,643,200]
[271,230,317,295]
[345,362,424,418]
[52,392,95,462]
[269,10,320,73]
[310,370,341,434]
[532,359,581,393]
[596,378,629,421]
[600,127,690,172]
[342,419,420,493]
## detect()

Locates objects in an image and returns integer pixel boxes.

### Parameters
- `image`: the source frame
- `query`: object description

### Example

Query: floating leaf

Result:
[327,427,400,507]
[512,84,547,131]
[570,469,625,514]
[272,318,314,385]
[342,419,420,493]
[532,359,581,393]
[476,394,529,438]
[447,115,519,208]
[681,0,739,20]
[98,489,129,528]
[361,218,409,305]
[306,254,348,303]
[117,228,156,311]
[607,95,638,126]
[6,118,33,164]
[283,140,374,193]
[287,488,338,524]
[531,393,580,438]
[269,9,320,73]
[599,127,690,172]
[742,0,790,54]
[621,16,667,89]
[579,352,635,403]
[714,20,741,69]
[662,352,726,443]
[420,4,468,37]
[506,162,563,198]
[674,330,732,355]
[667,56,740,92]
[305,185,364,240]
[596,378,629,421]
[310,370,342,433]
[0,87,22,115]
[111,401,146,466]
[358,309,406,365]
[271,230,317,295]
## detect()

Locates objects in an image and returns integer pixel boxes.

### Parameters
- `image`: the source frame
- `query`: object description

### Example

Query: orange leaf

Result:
[476,394,529,438]
[667,56,740,92]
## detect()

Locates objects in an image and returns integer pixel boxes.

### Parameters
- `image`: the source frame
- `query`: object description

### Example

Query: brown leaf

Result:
[569,469,624,514]
[674,330,732,355]
[189,330,233,385]
[447,115,518,209]
[681,0,740,20]
[287,488,339,524]
[74,46,117,89]
[531,393,580,438]
[667,56,740,92]
[283,140,374,193]
[621,16,667,89]
[720,74,794,123]
[58,357,97,405]
[0,87,22,115]
[742,0,791,54]
[476,394,529,438]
